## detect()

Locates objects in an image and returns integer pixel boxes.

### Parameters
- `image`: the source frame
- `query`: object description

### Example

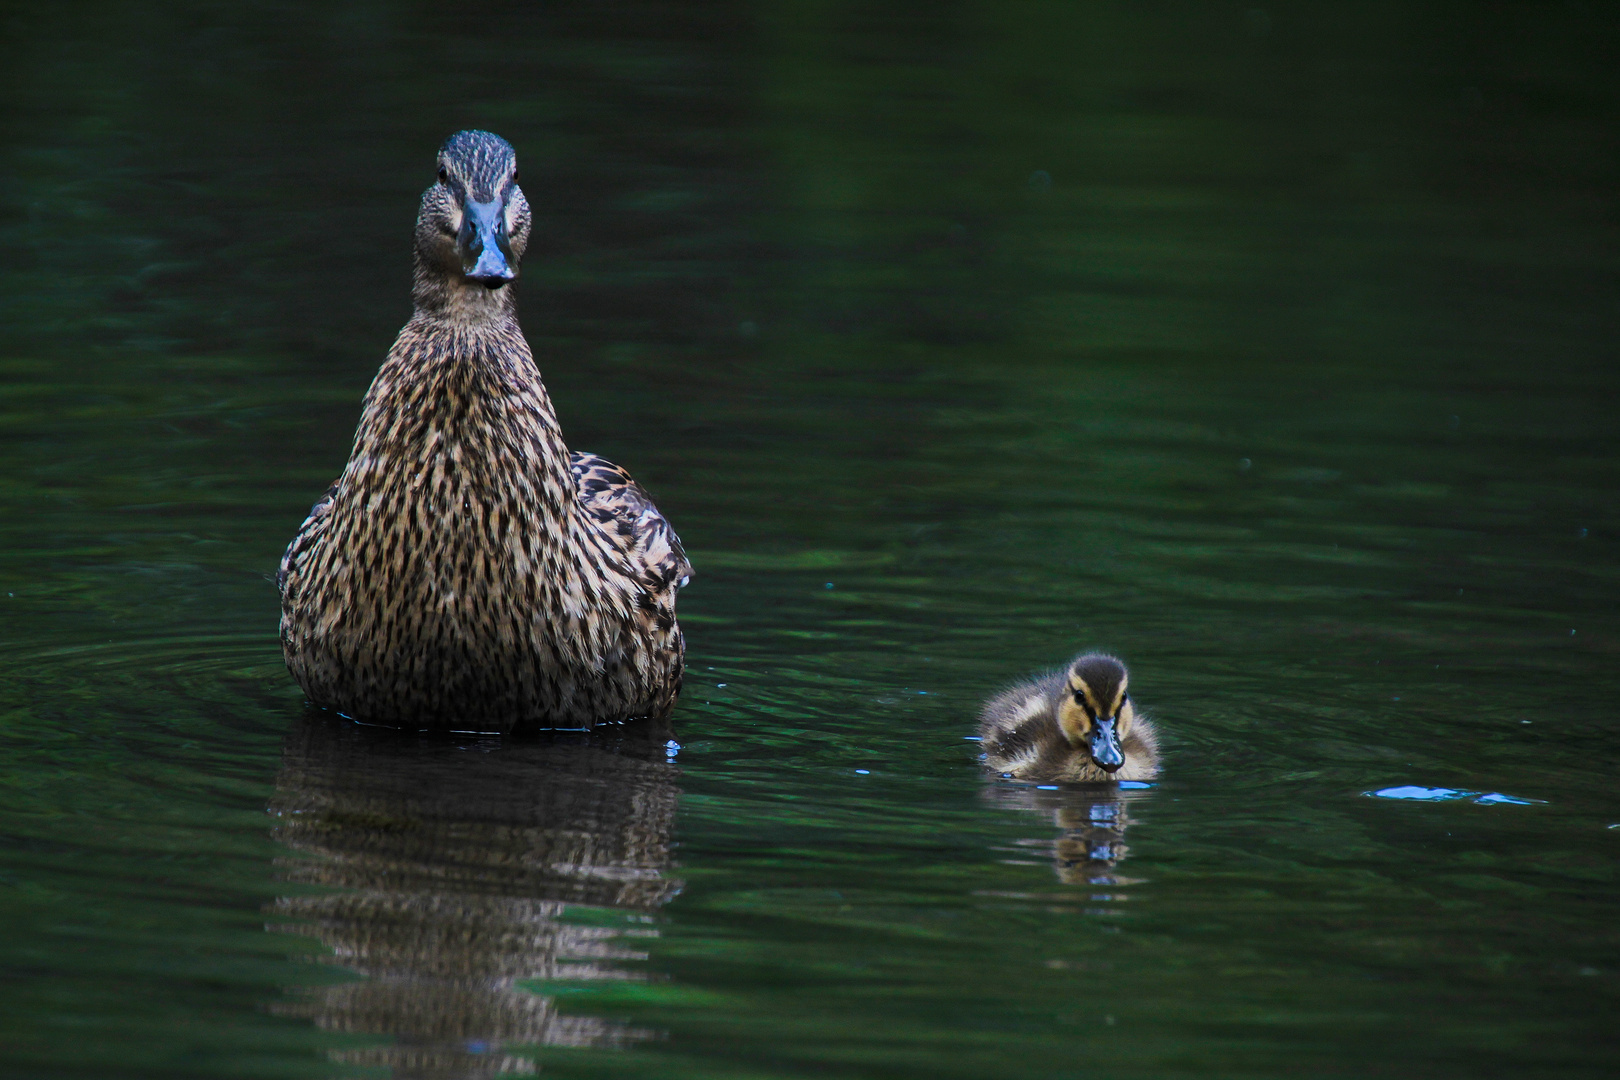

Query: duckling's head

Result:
[413,130,532,302]
[1055,653,1134,774]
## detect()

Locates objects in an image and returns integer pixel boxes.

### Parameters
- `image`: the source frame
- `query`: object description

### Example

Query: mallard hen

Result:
[278,130,691,731]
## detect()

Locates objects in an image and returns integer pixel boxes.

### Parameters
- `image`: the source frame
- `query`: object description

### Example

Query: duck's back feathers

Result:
[277,479,339,596]
[979,671,1067,769]
[570,452,692,593]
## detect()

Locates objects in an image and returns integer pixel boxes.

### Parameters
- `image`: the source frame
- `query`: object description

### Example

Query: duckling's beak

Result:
[1089,717,1124,773]
[458,196,517,288]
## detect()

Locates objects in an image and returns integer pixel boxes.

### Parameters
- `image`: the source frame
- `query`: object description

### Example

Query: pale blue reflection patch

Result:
[1371,786,1468,801]
[1366,786,1544,806]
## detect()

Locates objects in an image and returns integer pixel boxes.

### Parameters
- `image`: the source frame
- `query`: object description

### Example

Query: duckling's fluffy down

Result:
[979,669,1160,783]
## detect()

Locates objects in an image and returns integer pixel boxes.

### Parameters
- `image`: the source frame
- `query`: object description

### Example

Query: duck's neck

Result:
[353,274,576,530]
[410,257,520,325]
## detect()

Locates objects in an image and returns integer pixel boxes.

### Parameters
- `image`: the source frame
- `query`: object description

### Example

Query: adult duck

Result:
[278,130,691,731]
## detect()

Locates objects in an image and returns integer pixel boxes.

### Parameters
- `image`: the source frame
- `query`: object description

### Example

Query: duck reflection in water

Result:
[983,782,1149,886]
[266,714,680,1078]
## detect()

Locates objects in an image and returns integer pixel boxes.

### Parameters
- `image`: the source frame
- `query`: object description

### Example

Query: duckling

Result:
[278,130,691,731]
[979,653,1159,782]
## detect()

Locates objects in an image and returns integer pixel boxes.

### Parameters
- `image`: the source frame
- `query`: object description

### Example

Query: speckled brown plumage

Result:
[278,131,690,730]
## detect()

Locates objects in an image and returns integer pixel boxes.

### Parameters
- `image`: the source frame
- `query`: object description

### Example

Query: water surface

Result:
[1,2,1617,1077]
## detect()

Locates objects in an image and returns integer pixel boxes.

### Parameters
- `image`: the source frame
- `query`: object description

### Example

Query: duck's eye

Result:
[437,166,449,184]
[512,169,520,183]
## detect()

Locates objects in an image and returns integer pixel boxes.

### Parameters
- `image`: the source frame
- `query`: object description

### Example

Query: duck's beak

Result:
[1089,716,1124,773]
[458,196,517,288]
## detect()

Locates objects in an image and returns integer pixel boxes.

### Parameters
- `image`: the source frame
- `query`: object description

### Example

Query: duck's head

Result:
[1055,653,1134,774]
[414,130,532,294]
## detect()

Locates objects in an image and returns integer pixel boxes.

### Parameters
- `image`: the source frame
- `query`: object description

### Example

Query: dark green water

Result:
[1,2,1617,1076]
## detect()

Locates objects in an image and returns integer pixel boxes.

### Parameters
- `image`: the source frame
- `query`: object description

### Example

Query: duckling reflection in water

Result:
[979,653,1159,783]
[982,783,1146,886]
[266,716,680,1079]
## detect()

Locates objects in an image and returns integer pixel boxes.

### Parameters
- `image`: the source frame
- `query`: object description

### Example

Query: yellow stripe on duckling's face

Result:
[1057,669,1131,747]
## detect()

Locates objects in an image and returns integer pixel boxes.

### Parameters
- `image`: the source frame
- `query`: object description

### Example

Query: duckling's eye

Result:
[437,166,449,184]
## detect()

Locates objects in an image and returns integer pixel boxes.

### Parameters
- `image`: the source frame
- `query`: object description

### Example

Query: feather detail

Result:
[570,452,693,593]
[276,131,687,731]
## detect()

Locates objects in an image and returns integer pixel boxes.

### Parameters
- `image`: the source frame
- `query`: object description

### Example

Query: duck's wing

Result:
[980,690,1051,758]
[979,672,1065,768]
[277,480,339,596]
[571,451,692,592]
